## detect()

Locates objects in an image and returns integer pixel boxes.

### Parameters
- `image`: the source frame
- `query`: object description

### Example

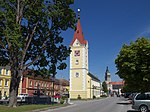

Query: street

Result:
[41,97,138,112]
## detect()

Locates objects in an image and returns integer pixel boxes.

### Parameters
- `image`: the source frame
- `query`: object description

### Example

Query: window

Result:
[75,72,79,78]
[74,50,80,57]
[6,70,9,75]
[45,83,47,87]
[34,81,37,87]
[0,79,2,86]
[41,82,43,87]
[5,80,8,86]
[75,60,79,65]
[136,94,146,100]
[146,94,150,100]
[29,80,32,87]
[4,91,6,96]
[0,69,2,75]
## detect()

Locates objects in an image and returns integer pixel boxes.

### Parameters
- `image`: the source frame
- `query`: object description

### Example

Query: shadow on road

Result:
[116,102,131,105]
[127,110,150,112]
[127,110,138,112]
[127,110,139,112]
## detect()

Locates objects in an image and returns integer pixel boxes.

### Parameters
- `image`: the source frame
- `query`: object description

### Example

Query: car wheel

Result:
[140,105,148,112]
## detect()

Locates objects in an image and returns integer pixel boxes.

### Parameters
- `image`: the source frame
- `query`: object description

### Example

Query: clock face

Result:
[74,50,80,56]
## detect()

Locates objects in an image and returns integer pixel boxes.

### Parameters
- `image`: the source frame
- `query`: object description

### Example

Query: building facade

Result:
[0,66,11,98]
[69,10,101,99]
[22,73,69,96]
[0,67,69,98]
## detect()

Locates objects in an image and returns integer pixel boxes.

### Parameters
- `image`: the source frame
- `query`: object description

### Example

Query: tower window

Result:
[74,50,80,56]
[75,72,79,78]
[75,60,79,65]
[76,42,79,45]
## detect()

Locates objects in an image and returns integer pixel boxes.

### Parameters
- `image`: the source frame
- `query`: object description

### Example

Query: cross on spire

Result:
[78,8,80,19]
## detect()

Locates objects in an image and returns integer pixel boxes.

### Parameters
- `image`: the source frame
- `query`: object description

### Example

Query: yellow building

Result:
[0,66,11,98]
[69,10,101,99]
[0,66,22,99]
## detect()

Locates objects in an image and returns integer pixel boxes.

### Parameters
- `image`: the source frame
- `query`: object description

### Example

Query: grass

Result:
[0,104,64,112]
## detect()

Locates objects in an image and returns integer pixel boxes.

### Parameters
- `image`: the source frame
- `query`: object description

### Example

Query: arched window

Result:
[75,72,79,78]
[29,80,32,87]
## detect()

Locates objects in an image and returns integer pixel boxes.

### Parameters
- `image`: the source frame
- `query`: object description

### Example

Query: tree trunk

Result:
[8,69,21,107]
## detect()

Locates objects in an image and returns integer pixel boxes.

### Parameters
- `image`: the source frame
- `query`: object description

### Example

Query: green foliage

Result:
[102,81,108,93]
[0,0,76,106]
[0,0,76,73]
[60,99,64,104]
[115,37,150,93]
[0,104,58,112]
[77,95,81,100]
[93,95,96,99]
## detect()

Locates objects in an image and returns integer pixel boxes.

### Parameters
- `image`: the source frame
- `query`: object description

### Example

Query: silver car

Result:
[132,92,150,112]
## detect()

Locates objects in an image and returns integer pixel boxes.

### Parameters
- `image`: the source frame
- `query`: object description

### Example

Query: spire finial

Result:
[106,66,110,73]
[78,8,80,19]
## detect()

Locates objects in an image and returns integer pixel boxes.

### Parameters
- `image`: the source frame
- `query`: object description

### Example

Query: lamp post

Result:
[92,85,94,99]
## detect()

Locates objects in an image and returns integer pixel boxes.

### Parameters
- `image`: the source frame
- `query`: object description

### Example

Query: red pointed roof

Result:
[70,19,87,45]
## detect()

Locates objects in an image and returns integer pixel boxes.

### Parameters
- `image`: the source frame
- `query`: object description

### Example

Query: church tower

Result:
[105,66,111,82]
[105,66,112,90]
[69,9,89,99]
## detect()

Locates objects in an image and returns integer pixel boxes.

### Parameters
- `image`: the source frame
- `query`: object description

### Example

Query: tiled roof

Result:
[70,19,87,45]
[58,79,69,86]
[109,81,124,85]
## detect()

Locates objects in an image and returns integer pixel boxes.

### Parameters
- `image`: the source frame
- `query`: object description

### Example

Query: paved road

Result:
[41,97,139,112]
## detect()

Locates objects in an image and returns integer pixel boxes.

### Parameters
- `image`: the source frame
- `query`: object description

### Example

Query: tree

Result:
[102,81,108,93]
[115,37,150,93]
[0,0,76,107]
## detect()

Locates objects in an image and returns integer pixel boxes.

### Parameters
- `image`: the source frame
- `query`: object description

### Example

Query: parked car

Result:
[124,92,132,98]
[132,92,150,112]
[129,93,137,100]
[17,93,29,102]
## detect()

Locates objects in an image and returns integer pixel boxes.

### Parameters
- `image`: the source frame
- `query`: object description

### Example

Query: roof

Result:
[88,72,100,82]
[109,81,124,85]
[58,79,69,86]
[105,66,110,73]
[23,69,68,85]
[70,18,87,45]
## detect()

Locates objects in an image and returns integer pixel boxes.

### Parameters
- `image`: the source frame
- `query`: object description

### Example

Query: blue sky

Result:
[57,0,150,82]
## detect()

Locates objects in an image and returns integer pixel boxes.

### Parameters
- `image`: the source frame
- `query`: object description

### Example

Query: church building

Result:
[105,66,124,95]
[69,9,101,99]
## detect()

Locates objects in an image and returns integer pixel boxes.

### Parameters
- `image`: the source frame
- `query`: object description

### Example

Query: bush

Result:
[61,95,67,100]
[77,95,81,100]
[60,99,64,104]
[93,95,96,99]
